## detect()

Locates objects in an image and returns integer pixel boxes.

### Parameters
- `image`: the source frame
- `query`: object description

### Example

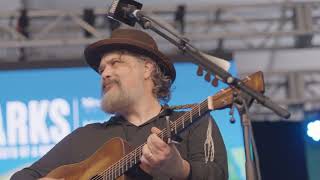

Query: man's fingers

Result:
[151,127,161,134]
[147,133,168,154]
[139,163,152,174]
[141,144,157,165]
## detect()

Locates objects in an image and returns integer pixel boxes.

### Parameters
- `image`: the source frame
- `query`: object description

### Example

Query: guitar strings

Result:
[91,100,209,180]
[91,101,208,180]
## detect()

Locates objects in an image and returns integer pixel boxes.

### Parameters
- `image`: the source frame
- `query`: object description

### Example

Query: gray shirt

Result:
[11,111,228,180]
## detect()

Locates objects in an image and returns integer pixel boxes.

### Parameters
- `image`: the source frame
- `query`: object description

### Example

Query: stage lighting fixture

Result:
[307,120,320,142]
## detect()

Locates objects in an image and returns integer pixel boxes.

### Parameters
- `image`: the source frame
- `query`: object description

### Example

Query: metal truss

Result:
[1,1,320,121]
[239,70,320,122]
[1,1,320,61]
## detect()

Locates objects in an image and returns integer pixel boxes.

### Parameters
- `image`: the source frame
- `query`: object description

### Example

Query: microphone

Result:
[107,0,143,27]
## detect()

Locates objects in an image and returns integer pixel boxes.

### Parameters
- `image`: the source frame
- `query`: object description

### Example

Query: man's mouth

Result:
[103,80,118,93]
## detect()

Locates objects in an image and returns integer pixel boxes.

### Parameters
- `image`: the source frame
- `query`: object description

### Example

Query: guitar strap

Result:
[169,104,215,163]
[204,119,215,163]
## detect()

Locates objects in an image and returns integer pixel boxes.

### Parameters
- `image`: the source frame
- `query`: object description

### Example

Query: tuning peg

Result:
[229,103,236,124]
[204,72,211,82]
[197,66,204,76]
[211,76,219,87]
[230,116,236,124]
[229,91,239,124]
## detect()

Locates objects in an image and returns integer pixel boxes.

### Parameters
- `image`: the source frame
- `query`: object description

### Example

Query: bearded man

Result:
[11,28,228,180]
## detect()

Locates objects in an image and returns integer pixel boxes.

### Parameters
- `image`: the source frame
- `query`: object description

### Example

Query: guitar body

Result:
[46,137,130,180]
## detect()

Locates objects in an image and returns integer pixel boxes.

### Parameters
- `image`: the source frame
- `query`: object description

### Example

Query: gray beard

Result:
[100,86,130,114]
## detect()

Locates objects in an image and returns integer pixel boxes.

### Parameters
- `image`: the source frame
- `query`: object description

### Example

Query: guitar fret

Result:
[130,152,133,166]
[119,161,122,177]
[111,166,114,180]
[117,162,120,178]
[189,111,192,123]
[174,121,177,134]
[134,149,137,164]
[115,163,118,178]
[125,156,128,171]
[117,167,119,178]
[109,165,112,180]
[114,164,116,179]
[117,163,120,177]
[138,146,142,162]
[182,115,185,128]
[118,161,121,176]
[110,168,112,180]
[198,104,201,116]
[127,154,130,167]
[119,161,121,177]
[115,163,117,178]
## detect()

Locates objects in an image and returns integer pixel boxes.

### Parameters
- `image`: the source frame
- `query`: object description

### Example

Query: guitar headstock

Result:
[207,71,265,110]
[196,53,231,87]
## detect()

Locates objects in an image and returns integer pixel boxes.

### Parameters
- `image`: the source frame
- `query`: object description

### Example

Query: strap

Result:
[204,119,215,163]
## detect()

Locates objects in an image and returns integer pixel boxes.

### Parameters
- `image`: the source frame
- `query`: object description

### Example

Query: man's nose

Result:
[101,67,112,80]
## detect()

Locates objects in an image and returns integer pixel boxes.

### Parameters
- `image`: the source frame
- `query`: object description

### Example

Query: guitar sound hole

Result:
[90,174,103,180]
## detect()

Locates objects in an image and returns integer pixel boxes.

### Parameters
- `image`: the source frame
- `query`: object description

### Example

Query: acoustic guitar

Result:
[46,71,265,180]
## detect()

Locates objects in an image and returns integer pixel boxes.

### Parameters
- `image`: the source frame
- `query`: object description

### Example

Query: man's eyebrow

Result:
[99,57,123,67]
[107,57,123,63]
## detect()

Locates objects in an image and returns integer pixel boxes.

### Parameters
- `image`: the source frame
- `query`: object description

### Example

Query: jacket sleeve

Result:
[10,128,82,180]
[186,114,228,180]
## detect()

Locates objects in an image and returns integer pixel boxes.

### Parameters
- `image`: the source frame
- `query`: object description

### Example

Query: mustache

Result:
[101,79,120,93]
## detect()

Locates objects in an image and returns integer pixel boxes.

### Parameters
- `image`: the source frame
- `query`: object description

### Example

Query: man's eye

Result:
[111,60,121,65]
[98,67,104,74]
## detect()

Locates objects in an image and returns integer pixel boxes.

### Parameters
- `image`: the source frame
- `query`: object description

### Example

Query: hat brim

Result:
[84,38,176,82]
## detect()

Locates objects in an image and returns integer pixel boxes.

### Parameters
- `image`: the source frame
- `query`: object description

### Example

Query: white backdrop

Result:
[0,0,317,10]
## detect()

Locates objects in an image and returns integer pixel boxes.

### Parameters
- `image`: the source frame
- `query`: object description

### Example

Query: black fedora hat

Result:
[84,28,176,82]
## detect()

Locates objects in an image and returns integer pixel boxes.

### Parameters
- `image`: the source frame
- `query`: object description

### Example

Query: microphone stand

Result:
[129,10,291,180]
[133,10,290,119]
[232,91,262,180]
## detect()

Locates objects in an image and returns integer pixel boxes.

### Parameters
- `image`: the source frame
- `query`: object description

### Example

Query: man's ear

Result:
[144,61,154,79]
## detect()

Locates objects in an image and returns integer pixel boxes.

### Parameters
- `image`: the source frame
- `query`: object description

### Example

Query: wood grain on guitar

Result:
[46,71,265,180]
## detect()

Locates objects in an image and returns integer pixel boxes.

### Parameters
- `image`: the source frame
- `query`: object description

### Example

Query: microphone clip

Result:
[107,0,143,27]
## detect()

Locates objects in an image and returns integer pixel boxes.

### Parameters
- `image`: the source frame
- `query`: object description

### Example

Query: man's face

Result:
[99,51,151,114]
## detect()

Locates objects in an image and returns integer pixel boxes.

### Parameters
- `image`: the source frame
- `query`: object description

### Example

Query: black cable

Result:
[250,123,262,180]
[243,102,262,180]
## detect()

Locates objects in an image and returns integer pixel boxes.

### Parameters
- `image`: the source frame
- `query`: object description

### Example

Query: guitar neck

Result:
[105,98,211,178]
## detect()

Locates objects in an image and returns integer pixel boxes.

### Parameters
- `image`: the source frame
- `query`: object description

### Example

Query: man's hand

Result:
[139,127,190,179]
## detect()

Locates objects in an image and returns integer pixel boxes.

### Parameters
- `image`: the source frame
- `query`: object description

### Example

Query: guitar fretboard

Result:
[97,99,210,180]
